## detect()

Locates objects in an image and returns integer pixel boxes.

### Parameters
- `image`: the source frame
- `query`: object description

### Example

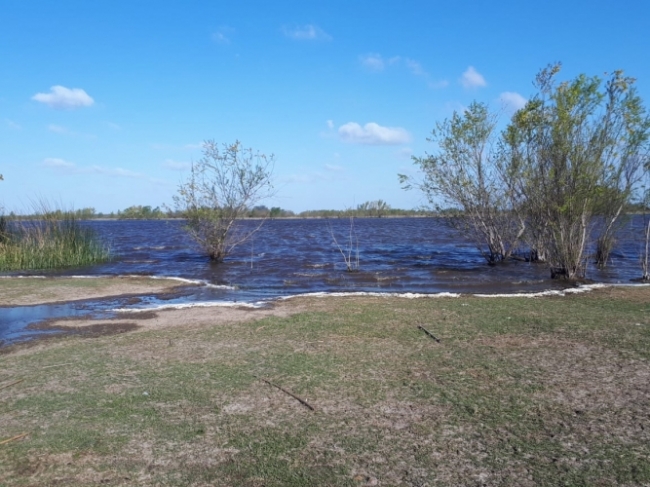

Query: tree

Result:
[357,200,391,217]
[641,160,650,281]
[173,140,274,262]
[400,102,525,264]
[503,65,650,279]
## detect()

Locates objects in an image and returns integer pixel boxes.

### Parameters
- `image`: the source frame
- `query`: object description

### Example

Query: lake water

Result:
[1,217,648,344]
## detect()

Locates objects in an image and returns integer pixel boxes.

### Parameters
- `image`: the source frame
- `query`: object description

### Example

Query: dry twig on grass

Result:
[0,433,28,446]
[256,376,315,411]
[418,325,441,343]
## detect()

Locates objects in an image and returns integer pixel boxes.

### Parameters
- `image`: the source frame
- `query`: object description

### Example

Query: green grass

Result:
[1,286,649,486]
[0,213,110,271]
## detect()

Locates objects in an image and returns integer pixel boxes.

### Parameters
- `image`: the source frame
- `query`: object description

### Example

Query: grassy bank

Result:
[0,213,110,271]
[1,286,649,486]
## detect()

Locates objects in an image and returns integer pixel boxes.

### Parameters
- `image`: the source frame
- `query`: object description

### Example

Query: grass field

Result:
[1,285,649,486]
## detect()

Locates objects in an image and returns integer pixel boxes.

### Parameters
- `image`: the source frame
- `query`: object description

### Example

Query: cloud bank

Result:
[338,122,411,145]
[32,85,94,109]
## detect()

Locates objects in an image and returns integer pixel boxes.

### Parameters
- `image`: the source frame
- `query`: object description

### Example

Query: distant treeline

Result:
[6,200,648,220]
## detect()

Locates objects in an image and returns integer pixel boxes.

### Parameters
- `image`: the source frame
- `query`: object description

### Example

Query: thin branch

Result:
[256,376,315,411]
[418,325,441,343]
[0,433,28,446]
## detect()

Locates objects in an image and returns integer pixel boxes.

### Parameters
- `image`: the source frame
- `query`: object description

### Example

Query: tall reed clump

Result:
[0,207,110,271]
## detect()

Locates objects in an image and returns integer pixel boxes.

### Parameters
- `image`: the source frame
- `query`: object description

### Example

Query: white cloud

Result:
[326,120,334,129]
[283,24,331,41]
[32,85,94,109]
[212,26,235,44]
[499,91,527,112]
[90,166,141,178]
[163,159,191,171]
[359,54,448,91]
[338,122,411,145]
[43,157,75,168]
[405,58,425,76]
[460,66,487,89]
[360,54,385,71]
[325,163,344,172]
[48,124,69,134]
[359,54,401,72]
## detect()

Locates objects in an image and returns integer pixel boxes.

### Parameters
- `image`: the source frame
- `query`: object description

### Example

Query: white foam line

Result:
[280,283,649,301]
[112,301,264,313]
[473,283,609,298]
[126,274,236,289]
[279,291,461,300]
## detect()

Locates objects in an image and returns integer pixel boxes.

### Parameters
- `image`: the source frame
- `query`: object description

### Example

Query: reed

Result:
[0,209,109,271]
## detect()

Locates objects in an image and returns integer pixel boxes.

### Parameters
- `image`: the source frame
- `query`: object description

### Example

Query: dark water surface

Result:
[2,217,648,343]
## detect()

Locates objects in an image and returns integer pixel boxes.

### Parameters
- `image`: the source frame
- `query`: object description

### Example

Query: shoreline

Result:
[2,274,649,309]
[1,275,649,353]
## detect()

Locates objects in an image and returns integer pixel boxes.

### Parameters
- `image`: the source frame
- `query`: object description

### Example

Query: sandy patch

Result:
[0,276,186,306]
[22,300,308,339]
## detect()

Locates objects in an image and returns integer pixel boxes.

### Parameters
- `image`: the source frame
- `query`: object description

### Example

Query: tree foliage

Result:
[401,101,525,264]
[173,140,274,262]
[404,65,650,280]
[504,65,650,279]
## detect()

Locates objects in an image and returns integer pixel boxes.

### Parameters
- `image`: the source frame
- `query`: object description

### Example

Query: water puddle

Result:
[0,286,269,346]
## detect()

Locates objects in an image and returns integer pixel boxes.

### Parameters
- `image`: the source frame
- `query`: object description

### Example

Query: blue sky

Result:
[1,0,649,213]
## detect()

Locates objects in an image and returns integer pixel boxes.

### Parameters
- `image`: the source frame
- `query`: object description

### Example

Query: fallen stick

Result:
[256,376,315,411]
[418,325,441,343]
[0,379,24,391]
[0,433,28,446]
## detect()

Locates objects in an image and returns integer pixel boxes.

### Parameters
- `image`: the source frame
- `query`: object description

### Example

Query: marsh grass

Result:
[0,206,109,271]
[0,287,649,486]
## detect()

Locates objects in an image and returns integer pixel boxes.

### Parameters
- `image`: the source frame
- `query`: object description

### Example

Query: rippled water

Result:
[1,217,648,343]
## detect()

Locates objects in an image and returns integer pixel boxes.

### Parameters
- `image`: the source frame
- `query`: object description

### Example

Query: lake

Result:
[1,217,648,343]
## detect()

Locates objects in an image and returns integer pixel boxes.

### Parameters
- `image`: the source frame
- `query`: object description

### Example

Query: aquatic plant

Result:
[0,208,110,271]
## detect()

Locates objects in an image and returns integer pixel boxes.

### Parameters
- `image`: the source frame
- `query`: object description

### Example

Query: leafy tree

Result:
[401,102,525,264]
[173,140,274,262]
[504,65,650,279]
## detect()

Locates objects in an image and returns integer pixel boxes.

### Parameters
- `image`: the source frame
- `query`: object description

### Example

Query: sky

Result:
[1,0,649,214]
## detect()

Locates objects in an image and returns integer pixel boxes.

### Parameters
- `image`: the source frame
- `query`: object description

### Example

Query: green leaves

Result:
[504,65,650,277]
